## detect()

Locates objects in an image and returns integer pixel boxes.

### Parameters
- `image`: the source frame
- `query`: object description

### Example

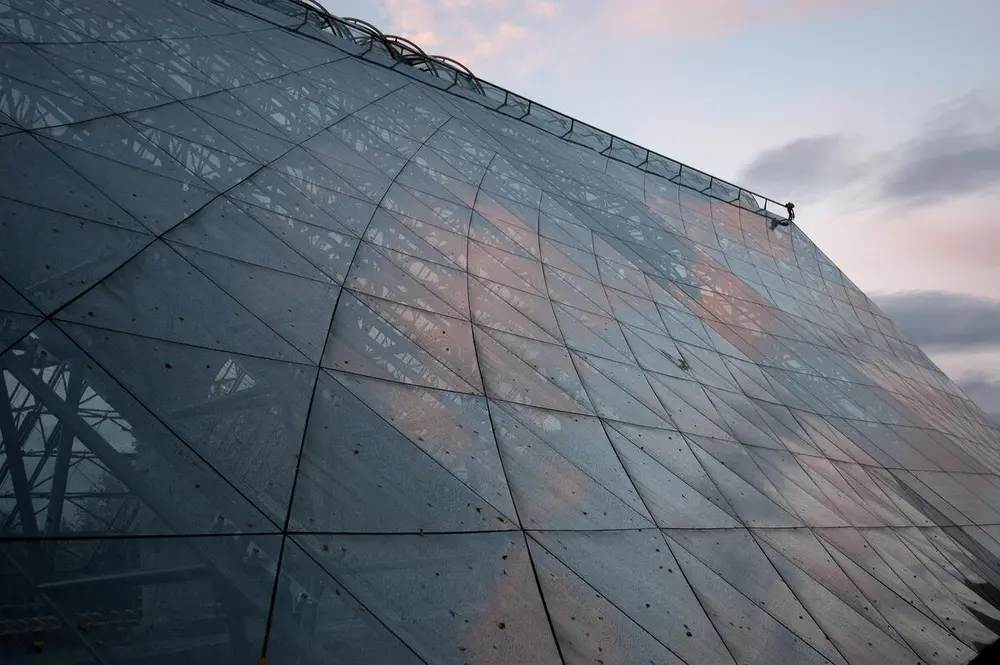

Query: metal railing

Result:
[217,0,793,225]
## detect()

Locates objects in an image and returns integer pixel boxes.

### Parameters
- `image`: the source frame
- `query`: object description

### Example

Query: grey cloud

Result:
[956,373,1000,426]
[741,89,1000,207]
[880,94,1000,204]
[740,134,868,200]
[874,291,1000,351]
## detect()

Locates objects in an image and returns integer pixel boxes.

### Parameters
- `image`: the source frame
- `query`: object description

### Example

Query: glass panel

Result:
[288,371,508,532]
[0,197,150,314]
[58,241,306,360]
[1,534,278,663]
[530,529,736,665]
[1,323,277,538]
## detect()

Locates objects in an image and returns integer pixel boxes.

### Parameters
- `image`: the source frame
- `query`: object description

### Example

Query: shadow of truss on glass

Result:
[2,0,1000,663]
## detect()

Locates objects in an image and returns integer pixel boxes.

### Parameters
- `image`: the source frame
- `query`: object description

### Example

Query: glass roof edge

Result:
[217,0,794,225]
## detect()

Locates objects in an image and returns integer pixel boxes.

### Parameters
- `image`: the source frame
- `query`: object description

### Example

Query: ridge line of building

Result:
[218,0,796,227]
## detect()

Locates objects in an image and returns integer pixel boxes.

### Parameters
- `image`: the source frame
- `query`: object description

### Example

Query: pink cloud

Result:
[601,0,882,40]
[525,0,558,17]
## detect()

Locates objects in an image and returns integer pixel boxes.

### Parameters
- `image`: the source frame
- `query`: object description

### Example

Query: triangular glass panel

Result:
[689,435,797,509]
[527,536,687,665]
[793,409,880,465]
[0,132,142,231]
[395,161,471,208]
[666,528,847,665]
[861,527,998,644]
[276,170,377,236]
[657,304,717,349]
[499,401,650,519]
[0,309,38,354]
[351,292,481,390]
[621,325,688,375]
[355,115,422,157]
[187,99,295,163]
[820,532,979,663]
[171,245,339,364]
[597,257,651,300]
[0,197,150,314]
[345,243,465,320]
[469,240,545,296]
[288,371,508,532]
[544,265,613,315]
[610,422,736,516]
[530,530,737,665]
[816,527,942,625]
[553,303,633,364]
[469,277,560,344]
[540,236,600,281]
[667,535,843,665]
[381,244,471,317]
[322,291,478,394]
[474,190,540,236]
[57,240,304,361]
[37,116,202,183]
[38,135,216,234]
[131,118,257,191]
[474,326,593,414]
[264,537,423,664]
[572,352,672,429]
[332,371,516,521]
[381,182,471,236]
[754,528,907,640]
[0,277,36,314]
[165,196,330,280]
[2,532,280,661]
[0,7,91,45]
[0,64,108,129]
[794,456,885,526]
[745,447,849,526]
[748,399,823,455]
[58,322,314,528]
[296,532,561,663]
[326,116,409,178]
[363,208,456,269]
[307,122,401,180]
[237,200,359,284]
[127,100,256,160]
[703,386,785,449]
[470,211,535,259]
[38,45,172,113]
[476,210,541,258]
[539,211,594,251]
[757,533,923,664]
[167,36,262,88]
[186,86,288,137]
[606,289,668,335]
[606,428,739,527]
[383,209,468,269]
[676,343,740,390]
[108,39,219,99]
[1,323,275,539]
[0,42,103,106]
[473,276,562,340]
[490,404,651,530]
[646,374,735,440]
[688,438,801,527]
[272,145,371,201]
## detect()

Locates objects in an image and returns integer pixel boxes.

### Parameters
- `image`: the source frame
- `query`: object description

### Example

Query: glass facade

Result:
[2,0,1000,663]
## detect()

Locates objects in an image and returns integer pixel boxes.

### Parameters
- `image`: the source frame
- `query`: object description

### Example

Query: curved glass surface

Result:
[1,1,999,663]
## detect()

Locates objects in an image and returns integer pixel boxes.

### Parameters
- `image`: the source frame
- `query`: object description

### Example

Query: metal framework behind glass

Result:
[227,0,795,224]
